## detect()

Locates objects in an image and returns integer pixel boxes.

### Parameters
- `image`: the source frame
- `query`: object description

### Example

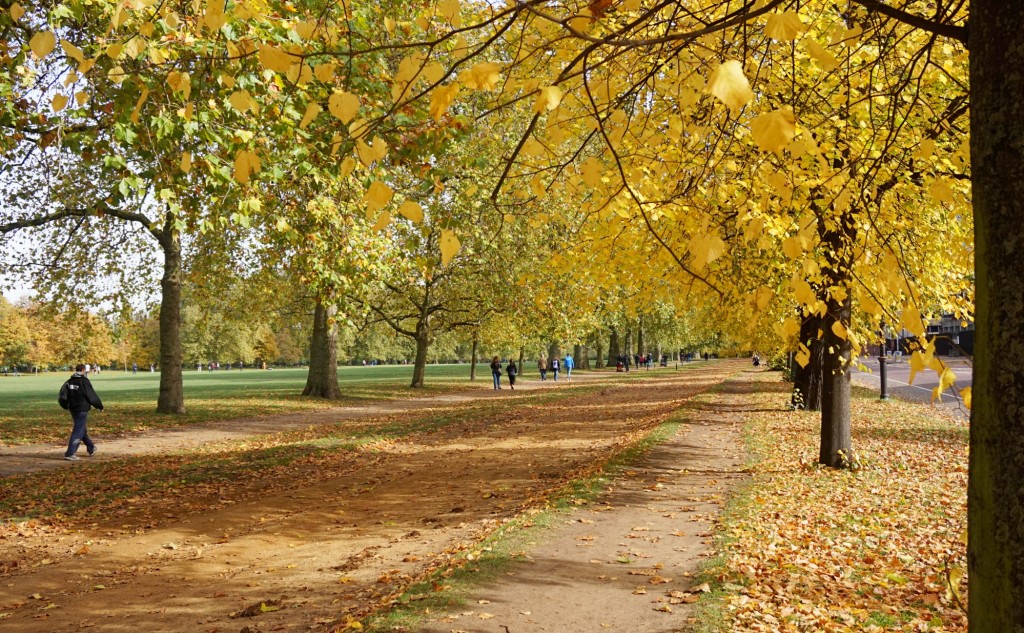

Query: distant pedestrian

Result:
[490,356,502,390]
[551,357,560,381]
[506,360,518,390]
[61,363,103,461]
[538,357,548,381]
[132,362,138,375]
[563,353,574,381]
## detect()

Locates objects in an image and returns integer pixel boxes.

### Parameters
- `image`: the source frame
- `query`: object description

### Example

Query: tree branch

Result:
[852,0,968,43]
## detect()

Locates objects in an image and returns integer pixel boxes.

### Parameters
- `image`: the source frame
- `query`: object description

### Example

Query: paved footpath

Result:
[0,368,676,477]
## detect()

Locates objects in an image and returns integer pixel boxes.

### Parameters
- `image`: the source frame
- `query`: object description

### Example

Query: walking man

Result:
[62,364,104,461]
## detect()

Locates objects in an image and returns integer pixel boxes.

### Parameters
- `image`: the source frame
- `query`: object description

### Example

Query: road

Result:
[852,356,972,418]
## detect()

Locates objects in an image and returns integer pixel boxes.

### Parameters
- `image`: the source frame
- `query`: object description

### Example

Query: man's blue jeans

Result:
[65,410,95,457]
[492,373,501,389]
[565,367,572,380]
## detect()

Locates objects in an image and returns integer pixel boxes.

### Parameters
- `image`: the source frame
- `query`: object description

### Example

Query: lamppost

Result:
[878,326,889,400]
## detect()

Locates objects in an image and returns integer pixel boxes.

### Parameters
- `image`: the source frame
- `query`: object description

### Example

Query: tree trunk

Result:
[970,4,1024,628]
[302,299,341,399]
[518,346,525,373]
[548,342,560,364]
[155,230,185,414]
[817,202,856,468]
[581,344,591,369]
[819,295,853,467]
[637,317,645,356]
[594,331,605,369]
[573,344,583,370]
[470,334,478,381]
[793,313,823,411]
[624,328,633,362]
[607,327,620,365]
[410,317,430,388]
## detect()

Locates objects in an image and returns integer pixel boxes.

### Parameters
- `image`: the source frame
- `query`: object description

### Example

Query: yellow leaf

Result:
[384,17,396,34]
[782,236,803,259]
[581,157,604,187]
[372,210,392,232]
[60,40,84,63]
[429,84,459,121]
[258,44,295,73]
[259,602,280,613]
[314,63,335,83]
[422,61,445,85]
[961,386,972,410]
[533,86,563,113]
[74,91,88,106]
[754,287,773,311]
[397,201,424,223]
[339,157,356,178]
[795,342,811,367]
[180,151,192,173]
[750,107,797,153]
[437,0,460,21]
[363,181,393,213]
[139,22,155,37]
[205,0,226,31]
[781,316,800,339]
[765,10,804,40]
[414,15,429,31]
[704,60,753,115]
[689,234,726,270]
[228,90,251,113]
[166,71,191,98]
[440,229,460,265]
[9,3,24,21]
[899,305,926,338]
[233,150,260,184]
[791,277,816,306]
[805,38,838,70]
[29,31,57,59]
[51,94,68,112]
[932,367,957,403]
[831,320,848,341]
[461,62,501,90]
[299,102,320,130]
[328,91,360,123]
[915,139,936,160]
[929,179,955,204]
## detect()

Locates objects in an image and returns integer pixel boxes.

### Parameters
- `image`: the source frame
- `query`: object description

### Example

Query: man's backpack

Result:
[58,380,71,410]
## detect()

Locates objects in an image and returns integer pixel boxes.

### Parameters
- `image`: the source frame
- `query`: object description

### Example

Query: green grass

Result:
[0,364,559,445]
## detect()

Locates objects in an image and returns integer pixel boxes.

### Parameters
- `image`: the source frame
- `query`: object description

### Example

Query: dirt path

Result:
[0,368,624,477]
[0,361,754,632]
[414,371,753,633]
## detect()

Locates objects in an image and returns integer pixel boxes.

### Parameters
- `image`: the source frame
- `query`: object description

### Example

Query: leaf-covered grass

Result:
[0,364,517,445]
[710,377,968,632]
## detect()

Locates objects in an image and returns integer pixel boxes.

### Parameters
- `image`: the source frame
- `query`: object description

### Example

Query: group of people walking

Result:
[490,354,576,390]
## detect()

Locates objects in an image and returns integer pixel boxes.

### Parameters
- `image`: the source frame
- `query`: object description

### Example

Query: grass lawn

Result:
[0,363,510,446]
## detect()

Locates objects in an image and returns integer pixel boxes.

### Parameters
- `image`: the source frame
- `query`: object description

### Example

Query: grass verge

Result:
[691,373,968,632]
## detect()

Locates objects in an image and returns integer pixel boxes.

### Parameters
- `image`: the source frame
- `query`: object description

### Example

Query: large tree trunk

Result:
[624,328,634,362]
[970,4,1024,628]
[637,317,645,356]
[607,327,620,365]
[819,295,853,467]
[410,317,430,388]
[470,334,478,381]
[594,331,605,369]
[156,229,185,414]
[302,300,341,399]
[817,204,856,468]
[573,344,584,370]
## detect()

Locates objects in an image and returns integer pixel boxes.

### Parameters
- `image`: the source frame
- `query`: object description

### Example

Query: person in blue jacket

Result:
[563,353,575,381]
